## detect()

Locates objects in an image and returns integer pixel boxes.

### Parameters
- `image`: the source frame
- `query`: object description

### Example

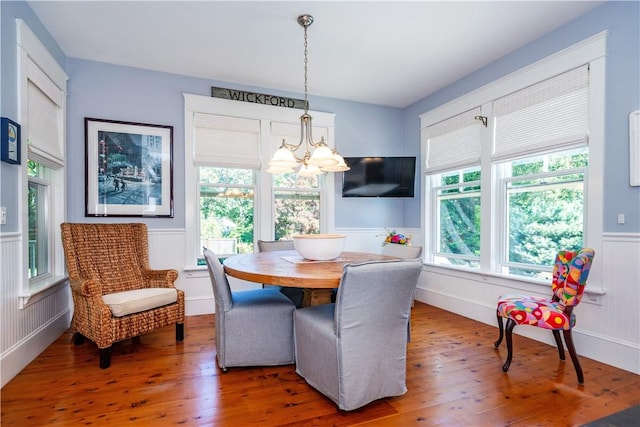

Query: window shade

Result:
[27,58,65,169]
[425,107,482,173]
[493,66,589,160]
[193,113,261,169]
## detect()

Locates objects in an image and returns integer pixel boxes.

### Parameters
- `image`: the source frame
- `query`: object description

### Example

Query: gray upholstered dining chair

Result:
[257,239,304,308]
[293,259,422,411]
[203,247,296,371]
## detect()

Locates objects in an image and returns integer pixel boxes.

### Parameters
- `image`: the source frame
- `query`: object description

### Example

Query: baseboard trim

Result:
[1,309,71,388]
[185,296,215,316]
[414,288,640,375]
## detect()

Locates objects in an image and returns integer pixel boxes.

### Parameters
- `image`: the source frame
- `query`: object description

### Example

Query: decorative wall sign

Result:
[1,117,21,165]
[211,87,307,110]
[85,118,173,217]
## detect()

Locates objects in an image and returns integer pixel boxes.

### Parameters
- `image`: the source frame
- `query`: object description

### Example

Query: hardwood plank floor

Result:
[1,303,638,426]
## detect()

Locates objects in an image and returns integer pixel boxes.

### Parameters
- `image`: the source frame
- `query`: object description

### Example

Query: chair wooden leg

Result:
[99,346,112,369]
[494,313,504,348]
[552,330,565,361]
[502,318,516,372]
[176,323,184,342]
[72,332,85,345]
[562,329,584,384]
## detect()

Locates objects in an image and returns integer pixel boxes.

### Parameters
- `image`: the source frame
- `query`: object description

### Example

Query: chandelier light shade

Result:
[267,14,349,176]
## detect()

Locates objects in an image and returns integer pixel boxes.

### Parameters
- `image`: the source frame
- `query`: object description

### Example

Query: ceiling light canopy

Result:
[267,14,349,176]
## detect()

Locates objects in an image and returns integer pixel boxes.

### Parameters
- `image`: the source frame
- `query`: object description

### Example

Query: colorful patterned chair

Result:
[494,248,595,383]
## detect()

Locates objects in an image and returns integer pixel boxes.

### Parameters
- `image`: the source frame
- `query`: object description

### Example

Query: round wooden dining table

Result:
[223,250,399,306]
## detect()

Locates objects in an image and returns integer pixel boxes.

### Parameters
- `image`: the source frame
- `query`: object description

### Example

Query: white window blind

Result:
[425,107,483,173]
[493,65,589,160]
[270,121,328,159]
[27,57,65,169]
[193,113,261,169]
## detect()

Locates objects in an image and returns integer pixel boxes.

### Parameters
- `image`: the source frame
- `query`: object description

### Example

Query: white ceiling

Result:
[27,1,604,108]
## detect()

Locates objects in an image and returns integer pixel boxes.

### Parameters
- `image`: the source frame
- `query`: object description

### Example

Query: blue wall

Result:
[0,0,66,232]
[2,1,639,233]
[404,0,640,231]
[65,59,407,229]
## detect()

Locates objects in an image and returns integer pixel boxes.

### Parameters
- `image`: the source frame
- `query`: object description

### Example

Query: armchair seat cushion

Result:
[102,288,178,317]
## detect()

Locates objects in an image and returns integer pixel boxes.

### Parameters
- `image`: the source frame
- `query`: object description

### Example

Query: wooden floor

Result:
[1,303,638,426]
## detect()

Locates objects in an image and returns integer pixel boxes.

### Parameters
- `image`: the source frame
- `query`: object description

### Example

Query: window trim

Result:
[420,31,606,292]
[16,19,69,307]
[496,151,587,277]
[184,94,336,269]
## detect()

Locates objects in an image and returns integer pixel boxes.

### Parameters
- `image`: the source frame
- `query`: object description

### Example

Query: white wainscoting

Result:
[1,228,195,387]
[148,229,260,316]
[335,227,423,253]
[180,228,425,316]
[148,228,222,316]
[0,233,71,387]
[3,227,637,387]
[414,232,640,375]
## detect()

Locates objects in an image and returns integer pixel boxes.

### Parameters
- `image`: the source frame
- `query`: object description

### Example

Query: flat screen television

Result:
[342,156,416,198]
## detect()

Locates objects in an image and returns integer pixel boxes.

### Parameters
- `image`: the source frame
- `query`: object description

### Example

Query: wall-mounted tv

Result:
[342,156,416,198]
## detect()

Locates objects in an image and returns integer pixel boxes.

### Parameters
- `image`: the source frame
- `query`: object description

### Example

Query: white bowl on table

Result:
[292,234,346,261]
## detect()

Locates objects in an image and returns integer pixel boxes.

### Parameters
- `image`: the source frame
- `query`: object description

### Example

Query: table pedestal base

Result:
[302,288,334,307]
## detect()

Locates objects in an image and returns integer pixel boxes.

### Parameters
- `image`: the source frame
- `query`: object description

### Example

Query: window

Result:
[16,20,68,303]
[273,173,321,239]
[270,120,323,240]
[27,161,51,279]
[492,65,589,278]
[421,32,605,286]
[184,94,336,267]
[425,108,483,269]
[199,167,255,256]
[432,166,481,268]
[498,148,587,279]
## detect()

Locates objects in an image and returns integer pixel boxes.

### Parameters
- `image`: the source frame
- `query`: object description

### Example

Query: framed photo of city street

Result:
[85,118,174,217]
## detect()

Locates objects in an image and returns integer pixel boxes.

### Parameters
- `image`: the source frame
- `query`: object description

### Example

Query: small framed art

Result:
[85,117,174,217]
[1,117,21,165]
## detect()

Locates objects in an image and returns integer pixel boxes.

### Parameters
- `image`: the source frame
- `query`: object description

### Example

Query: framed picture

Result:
[1,117,21,165]
[85,118,173,217]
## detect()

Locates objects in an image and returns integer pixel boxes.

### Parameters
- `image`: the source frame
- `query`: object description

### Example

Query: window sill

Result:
[19,275,68,309]
[184,254,232,278]
[182,265,210,279]
[422,262,606,303]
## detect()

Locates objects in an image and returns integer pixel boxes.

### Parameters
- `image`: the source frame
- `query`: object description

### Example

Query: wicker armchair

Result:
[60,223,185,368]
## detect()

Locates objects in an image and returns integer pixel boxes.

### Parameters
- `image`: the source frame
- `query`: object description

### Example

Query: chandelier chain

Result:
[303,23,309,112]
[266,14,350,175]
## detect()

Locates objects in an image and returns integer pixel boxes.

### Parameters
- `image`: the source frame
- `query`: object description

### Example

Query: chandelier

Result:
[267,14,350,176]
